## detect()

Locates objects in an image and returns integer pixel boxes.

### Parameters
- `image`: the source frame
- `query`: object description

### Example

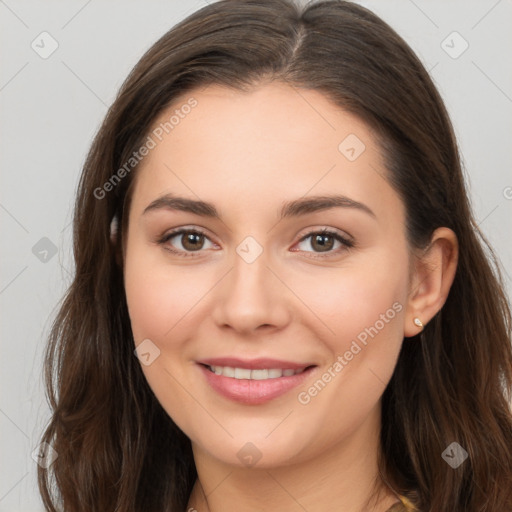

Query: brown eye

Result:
[180,232,205,251]
[158,228,216,256]
[295,229,354,257]
[310,233,335,252]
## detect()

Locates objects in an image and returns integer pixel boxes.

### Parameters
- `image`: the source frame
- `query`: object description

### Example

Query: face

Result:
[123,82,411,469]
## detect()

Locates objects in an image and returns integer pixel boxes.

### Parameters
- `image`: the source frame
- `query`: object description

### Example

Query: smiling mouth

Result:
[198,362,318,405]
[203,364,315,380]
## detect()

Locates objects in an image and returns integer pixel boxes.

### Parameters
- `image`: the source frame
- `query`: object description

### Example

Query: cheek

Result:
[288,253,408,351]
[124,240,207,343]
[123,246,202,420]
[287,251,408,422]
[124,265,173,343]
[126,273,192,342]
[290,260,406,436]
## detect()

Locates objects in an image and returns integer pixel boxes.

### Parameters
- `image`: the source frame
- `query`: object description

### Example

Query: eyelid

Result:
[296,226,354,244]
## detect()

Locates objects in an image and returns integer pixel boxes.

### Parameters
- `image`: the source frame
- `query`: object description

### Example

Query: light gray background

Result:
[1,1,511,510]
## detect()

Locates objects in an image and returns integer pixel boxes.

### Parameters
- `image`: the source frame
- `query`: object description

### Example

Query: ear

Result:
[404,227,459,338]
[110,214,123,266]
[110,214,118,244]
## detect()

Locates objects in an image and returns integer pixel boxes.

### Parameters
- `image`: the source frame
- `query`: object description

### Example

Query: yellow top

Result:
[385,495,417,511]
[400,495,417,510]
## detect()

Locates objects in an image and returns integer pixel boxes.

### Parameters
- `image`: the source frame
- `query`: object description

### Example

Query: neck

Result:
[186,406,400,512]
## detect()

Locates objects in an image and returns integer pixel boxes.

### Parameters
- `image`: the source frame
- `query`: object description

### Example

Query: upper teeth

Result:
[209,366,305,379]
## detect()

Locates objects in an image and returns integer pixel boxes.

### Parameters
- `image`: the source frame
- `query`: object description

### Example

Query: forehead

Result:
[128,82,402,225]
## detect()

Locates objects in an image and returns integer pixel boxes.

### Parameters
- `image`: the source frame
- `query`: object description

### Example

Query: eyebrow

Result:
[142,193,376,219]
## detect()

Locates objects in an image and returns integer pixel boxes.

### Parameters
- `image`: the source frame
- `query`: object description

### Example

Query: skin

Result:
[121,82,458,512]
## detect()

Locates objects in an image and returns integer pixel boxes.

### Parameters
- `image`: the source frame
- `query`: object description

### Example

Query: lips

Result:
[197,357,317,405]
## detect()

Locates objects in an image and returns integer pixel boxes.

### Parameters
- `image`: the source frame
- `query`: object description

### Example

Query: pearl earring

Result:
[413,317,423,328]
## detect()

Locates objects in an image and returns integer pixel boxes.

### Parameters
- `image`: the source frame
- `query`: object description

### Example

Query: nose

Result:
[210,247,292,336]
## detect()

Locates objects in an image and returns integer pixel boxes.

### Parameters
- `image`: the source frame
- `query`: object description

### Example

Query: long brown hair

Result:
[38,1,512,510]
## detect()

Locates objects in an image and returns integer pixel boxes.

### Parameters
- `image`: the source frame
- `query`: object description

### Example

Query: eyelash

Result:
[156,227,354,259]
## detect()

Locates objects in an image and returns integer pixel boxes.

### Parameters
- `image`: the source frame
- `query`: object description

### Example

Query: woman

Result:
[37,1,512,511]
